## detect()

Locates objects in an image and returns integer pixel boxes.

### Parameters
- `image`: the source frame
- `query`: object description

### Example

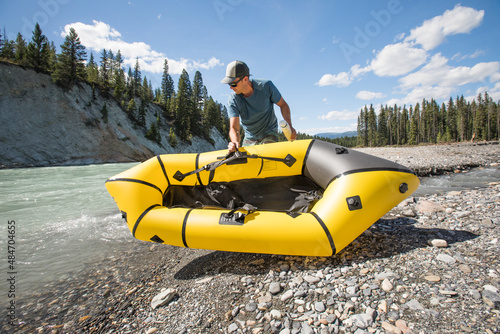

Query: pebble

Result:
[429,239,448,247]
[269,282,281,295]
[151,288,177,310]
[381,278,394,292]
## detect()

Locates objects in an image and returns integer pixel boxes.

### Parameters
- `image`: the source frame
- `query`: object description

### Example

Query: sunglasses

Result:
[229,77,244,87]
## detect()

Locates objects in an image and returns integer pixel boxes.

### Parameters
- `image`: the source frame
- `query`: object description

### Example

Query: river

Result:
[0,163,499,298]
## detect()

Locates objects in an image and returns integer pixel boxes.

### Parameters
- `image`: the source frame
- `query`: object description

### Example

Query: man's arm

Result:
[228,116,241,152]
[276,97,297,140]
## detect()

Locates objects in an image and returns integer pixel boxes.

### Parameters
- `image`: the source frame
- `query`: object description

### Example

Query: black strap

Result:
[173,150,296,183]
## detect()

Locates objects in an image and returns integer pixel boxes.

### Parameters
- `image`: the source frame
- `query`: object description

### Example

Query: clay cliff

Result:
[0,62,227,168]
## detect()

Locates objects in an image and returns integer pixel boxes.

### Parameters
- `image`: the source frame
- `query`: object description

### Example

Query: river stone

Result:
[381,278,393,292]
[351,313,373,329]
[314,301,326,312]
[151,288,177,309]
[281,289,293,301]
[429,239,448,248]
[436,253,456,264]
[424,275,441,282]
[269,282,281,295]
[304,275,321,284]
[382,321,402,334]
[415,200,445,214]
[482,289,500,309]
[406,299,424,310]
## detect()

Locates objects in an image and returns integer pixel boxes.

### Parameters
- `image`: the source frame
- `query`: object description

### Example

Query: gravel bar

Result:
[3,141,500,334]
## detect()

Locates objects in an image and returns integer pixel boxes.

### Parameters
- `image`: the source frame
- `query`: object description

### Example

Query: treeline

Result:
[357,93,500,147]
[0,24,229,146]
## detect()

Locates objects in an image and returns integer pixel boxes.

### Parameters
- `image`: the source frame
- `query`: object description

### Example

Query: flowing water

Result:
[0,163,138,298]
[0,163,498,298]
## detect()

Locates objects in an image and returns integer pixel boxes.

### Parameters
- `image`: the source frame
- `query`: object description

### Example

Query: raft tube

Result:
[105,139,419,256]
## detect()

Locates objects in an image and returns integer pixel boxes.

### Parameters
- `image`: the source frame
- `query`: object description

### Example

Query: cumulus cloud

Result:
[370,42,428,77]
[315,64,370,87]
[318,109,359,121]
[405,5,484,50]
[61,20,223,75]
[316,72,352,87]
[399,53,500,89]
[356,91,386,100]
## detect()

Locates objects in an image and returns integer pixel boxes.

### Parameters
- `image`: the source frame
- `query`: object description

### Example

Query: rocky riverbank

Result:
[4,142,500,334]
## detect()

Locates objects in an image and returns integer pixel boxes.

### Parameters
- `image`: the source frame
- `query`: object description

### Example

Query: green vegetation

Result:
[357,95,499,147]
[0,24,229,145]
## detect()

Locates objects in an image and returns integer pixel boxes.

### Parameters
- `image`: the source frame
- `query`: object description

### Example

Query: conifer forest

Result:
[1,23,498,148]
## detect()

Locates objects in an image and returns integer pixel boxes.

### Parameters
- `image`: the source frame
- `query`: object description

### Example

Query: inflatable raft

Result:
[105,139,419,256]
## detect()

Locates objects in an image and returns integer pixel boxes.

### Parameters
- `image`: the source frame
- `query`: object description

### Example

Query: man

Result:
[221,60,297,153]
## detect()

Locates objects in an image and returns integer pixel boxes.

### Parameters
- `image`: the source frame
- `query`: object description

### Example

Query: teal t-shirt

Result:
[227,78,282,141]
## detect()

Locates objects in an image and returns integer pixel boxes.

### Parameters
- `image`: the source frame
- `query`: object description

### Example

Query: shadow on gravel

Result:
[174,217,479,280]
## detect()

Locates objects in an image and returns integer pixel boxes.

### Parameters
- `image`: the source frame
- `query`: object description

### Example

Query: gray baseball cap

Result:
[221,60,250,84]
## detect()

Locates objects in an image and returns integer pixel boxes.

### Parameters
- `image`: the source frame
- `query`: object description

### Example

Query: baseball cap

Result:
[221,60,250,84]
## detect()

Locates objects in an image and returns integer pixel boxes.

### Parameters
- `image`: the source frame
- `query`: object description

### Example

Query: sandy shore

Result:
[3,141,499,334]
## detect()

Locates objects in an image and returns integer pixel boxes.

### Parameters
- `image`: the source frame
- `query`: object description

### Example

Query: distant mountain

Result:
[314,131,357,139]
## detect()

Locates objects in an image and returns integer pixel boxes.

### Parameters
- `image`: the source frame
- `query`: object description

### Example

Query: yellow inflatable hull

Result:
[105,139,419,256]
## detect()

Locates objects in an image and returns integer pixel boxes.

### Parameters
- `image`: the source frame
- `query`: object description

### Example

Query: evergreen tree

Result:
[86,52,99,86]
[377,106,388,146]
[111,50,126,100]
[52,28,87,88]
[191,71,204,136]
[133,57,141,97]
[14,33,27,65]
[367,104,377,146]
[161,59,175,116]
[99,49,110,94]
[125,66,134,100]
[168,127,178,147]
[175,69,193,141]
[26,23,50,72]
[0,29,15,60]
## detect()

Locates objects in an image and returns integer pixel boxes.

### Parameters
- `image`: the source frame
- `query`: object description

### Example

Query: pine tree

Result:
[26,23,50,72]
[161,59,175,116]
[99,49,110,94]
[0,28,15,60]
[86,52,99,86]
[14,33,27,65]
[191,71,204,136]
[52,28,87,88]
[377,106,388,146]
[367,104,377,146]
[112,50,126,100]
[175,69,193,141]
[133,57,141,97]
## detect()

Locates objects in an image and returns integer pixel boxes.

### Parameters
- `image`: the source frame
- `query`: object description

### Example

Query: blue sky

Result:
[1,0,499,135]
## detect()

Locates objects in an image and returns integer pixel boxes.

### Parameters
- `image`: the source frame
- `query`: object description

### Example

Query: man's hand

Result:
[228,141,239,153]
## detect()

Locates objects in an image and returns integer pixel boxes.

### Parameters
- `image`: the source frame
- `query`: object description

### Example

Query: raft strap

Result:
[173,150,296,182]
[219,204,256,225]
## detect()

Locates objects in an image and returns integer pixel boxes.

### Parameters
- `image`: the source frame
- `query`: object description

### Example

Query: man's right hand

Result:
[228,141,239,153]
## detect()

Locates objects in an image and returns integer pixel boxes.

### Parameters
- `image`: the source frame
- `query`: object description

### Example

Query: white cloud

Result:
[399,53,500,89]
[316,72,352,87]
[405,5,484,50]
[318,109,359,121]
[451,50,486,61]
[61,21,222,75]
[370,42,427,77]
[356,91,386,100]
[315,64,370,87]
